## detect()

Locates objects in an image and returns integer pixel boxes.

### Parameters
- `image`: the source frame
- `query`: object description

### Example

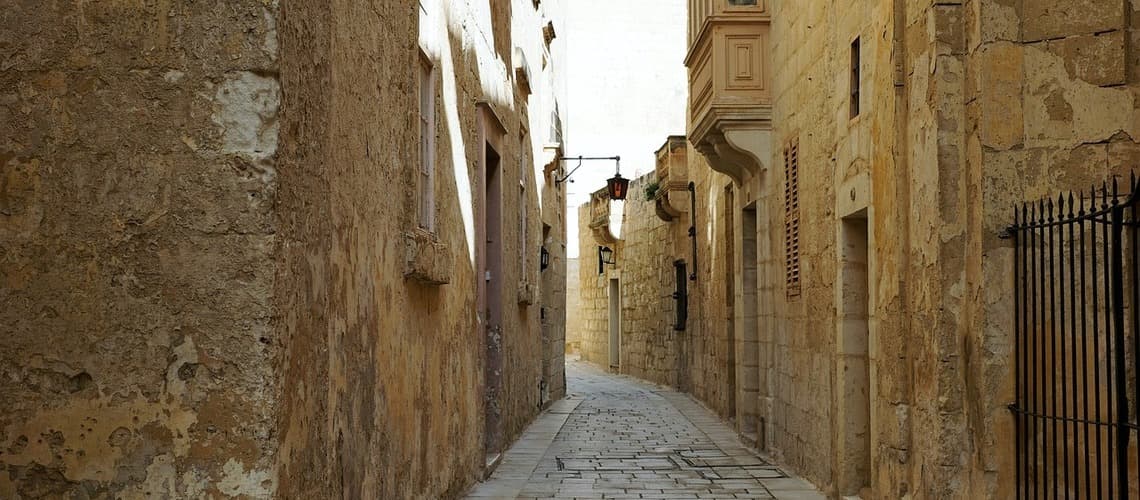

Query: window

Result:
[519,137,529,280]
[418,53,436,231]
[728,0,757,4]
[850,37,860,119]
[784,138,801,298]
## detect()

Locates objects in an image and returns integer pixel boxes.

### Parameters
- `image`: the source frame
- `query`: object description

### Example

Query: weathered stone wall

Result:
[690,157,741,428]
[610,174,687,387]
[576,204,613,368]
[965,1,1140,498]
[759,0,1140,498]
[614,1,1140,499]
[276,0,566,497]
[1,0,566,498]
[0,1,282,497]
[763,0,846,486]
[568,151,738,415]
[565,258,583,353]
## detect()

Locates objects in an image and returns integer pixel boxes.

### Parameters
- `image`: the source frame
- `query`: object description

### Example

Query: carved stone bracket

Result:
[587,189,619,245]
[654,181,690,222]
[404,228,452,285]
[654,136,691,222]
[542,143,562,176]
[694,115,772,184]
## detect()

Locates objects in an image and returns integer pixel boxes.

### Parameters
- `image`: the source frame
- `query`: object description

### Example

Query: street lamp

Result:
[606,171,630,201]
[555,156,627,200]
[540,246,550,271]
[598,246,616,274]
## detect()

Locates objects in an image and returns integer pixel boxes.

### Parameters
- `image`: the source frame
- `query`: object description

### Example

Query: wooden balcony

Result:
[685,0,772,183]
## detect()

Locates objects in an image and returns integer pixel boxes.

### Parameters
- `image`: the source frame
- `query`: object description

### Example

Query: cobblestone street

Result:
[467,359,825,499]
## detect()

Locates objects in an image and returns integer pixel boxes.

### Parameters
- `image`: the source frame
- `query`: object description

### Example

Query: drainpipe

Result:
[688,182,698,281]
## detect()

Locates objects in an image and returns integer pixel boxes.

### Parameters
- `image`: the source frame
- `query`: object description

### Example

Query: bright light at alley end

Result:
[607,173,630,200]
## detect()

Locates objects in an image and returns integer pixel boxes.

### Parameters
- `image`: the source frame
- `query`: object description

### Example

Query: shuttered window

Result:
[519,138,529,280]
[418,54,436,231]
[784,138,801,298]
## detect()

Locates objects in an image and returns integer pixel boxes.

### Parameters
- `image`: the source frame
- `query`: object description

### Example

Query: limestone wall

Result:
[565,258,583,353]
[610,174,687,387]
[0,0,566,498]
[277,0,567,496]
[965,1,1140,498]
[0,2,282,497]
[759,0,1140,498]
[681,156,737,420]
[576,204,612,368]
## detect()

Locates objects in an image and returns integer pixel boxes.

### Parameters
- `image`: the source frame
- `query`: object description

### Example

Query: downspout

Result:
[689,181,698,281]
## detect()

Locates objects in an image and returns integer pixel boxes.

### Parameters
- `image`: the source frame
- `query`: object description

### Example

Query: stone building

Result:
[571,0,1140,498]
[0,0,566,498]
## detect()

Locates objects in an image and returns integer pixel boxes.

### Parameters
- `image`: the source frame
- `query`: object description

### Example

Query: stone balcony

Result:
[685,0,773,183]
[653,136,691,222]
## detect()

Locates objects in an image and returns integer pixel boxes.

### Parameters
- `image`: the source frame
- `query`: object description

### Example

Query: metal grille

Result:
[1008,177,1139,499]
[783,138,800,298]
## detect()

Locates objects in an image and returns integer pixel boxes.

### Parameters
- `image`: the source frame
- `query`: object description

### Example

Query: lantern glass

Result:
[607,174,630,200]
[599,246,615,264]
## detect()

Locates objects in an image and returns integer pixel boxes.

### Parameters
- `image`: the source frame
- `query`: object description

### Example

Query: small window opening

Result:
[418,53,436,231]
[519,136,529,280]
[850,37,861,119]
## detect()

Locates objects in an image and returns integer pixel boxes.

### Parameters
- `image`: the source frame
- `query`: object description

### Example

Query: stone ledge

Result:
[403,228,452,285]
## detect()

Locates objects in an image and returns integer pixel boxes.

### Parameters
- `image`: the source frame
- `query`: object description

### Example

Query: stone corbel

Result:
[589,216,619,245]
[702,128,771,184]
[722,126,771,176]
[542,143,562,176]
[404,228,452,285]
[654,181,690,222]
[587,189,619,245]
[514,47,532,96]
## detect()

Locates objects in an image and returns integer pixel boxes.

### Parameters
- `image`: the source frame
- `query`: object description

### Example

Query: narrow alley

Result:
[3,0,1140,498]
[468,359,824,500]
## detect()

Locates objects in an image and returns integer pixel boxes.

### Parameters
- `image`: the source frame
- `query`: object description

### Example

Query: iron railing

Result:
[1008,176,1139,499]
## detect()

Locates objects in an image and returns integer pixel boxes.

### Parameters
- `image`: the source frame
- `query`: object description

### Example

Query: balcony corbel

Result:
[587,189,619,245]
[542,143,562,177]
[654,181,690,222]
[692,110,772,184]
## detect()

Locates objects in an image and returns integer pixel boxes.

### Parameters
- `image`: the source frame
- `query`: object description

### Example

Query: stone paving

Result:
[466,358,826,500]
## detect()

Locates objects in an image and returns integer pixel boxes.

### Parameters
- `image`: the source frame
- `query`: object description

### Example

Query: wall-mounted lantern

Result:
[606,172,630,201]
[555,156,626,201]
[540,246,550,271]
[598,246,616,274]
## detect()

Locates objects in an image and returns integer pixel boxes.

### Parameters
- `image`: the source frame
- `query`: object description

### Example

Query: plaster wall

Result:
[0,2,281,497]
[0,0,566,498]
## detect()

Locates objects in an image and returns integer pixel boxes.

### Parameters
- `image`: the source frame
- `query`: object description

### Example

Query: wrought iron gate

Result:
[1008,177,1139,499]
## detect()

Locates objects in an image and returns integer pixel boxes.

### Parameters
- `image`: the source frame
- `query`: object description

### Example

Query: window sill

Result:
[403,228,452,286]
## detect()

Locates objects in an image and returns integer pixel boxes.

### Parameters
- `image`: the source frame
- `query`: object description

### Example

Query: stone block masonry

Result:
[567,1,1140,499]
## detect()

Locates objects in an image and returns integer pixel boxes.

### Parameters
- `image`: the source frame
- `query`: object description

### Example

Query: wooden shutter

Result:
[784,138,801,298]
